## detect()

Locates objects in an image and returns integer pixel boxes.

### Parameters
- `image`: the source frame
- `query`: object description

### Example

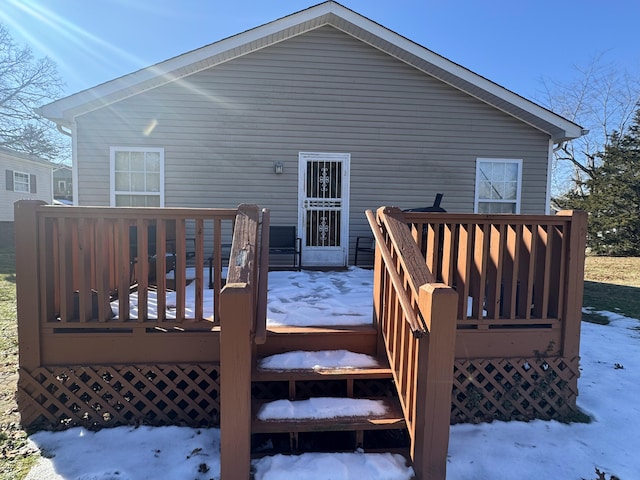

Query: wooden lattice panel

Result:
[451,356,580,424]
[18,363,220,430]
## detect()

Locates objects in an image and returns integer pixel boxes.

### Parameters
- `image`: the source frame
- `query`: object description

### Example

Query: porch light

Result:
[274,161,284,174]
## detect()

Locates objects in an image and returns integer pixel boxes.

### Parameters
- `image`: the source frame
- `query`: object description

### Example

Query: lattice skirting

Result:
[451,356,580,424]
[18,363,220,430]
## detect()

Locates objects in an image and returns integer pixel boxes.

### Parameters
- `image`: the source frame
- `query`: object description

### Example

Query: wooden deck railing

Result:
[402,209,587,359]
[367,207,458,480]
[14,201,268,461]
[367,206,587,479]
[16,201,239,336]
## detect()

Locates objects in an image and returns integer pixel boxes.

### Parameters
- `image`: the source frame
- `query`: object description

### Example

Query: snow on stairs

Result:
[250,348,409,456]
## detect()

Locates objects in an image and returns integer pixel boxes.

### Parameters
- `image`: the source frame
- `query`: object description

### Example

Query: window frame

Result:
[110,147,165,207]
[474,158,523,214]
[13,170,30,193]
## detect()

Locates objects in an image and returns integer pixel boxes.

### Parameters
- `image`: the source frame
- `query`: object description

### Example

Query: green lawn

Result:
[0,248,38,480]
[582,256,640,324]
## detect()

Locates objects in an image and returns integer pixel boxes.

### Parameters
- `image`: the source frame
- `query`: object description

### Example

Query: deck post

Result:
[14,200,46,371]
[557,210,588,360]
[413,283,458,480]
[219,282,254,479]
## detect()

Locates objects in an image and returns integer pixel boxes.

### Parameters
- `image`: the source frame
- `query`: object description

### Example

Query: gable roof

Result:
[38,1,583,143]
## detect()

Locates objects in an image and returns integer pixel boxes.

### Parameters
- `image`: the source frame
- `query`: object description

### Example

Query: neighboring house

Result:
[1,146,54,246]
[53,165,73,202]
[38,1,584,267]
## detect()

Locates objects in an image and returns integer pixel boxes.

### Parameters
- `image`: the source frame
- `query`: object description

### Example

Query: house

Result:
[1,146,53,246]
[38,1,583,267]
[53,165,73,202]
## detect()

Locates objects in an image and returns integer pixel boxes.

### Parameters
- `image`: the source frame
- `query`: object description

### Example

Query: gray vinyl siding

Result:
[75,25,551,262]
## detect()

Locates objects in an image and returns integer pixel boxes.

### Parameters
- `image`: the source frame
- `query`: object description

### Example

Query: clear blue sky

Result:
[1,0,639,103]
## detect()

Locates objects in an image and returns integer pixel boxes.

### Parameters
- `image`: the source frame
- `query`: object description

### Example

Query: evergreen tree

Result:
[559,108,640,255]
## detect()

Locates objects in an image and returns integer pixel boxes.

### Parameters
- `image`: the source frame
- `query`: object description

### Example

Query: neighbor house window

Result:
[475,159,522,213]
[110,147,164,207]
[13,171,30,193]
[5,170,36,193]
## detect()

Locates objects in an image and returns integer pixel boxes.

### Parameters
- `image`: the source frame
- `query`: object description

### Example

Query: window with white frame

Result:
[475,159,522,213]
[110,147,164,207]
[13,171,30,193]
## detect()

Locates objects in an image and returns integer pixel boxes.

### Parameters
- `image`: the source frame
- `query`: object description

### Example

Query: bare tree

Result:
[0,23,68,161]
[538,54,640,196]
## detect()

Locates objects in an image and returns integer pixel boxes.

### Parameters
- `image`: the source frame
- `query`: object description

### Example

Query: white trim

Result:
[298,151,350,267]
[13,170,30,193]
[109,146,165,207]
[474,158,523,214]
[545,139,553,215]
[71,121,79,205]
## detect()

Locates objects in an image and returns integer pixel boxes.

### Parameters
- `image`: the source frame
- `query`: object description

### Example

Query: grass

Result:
[0,250,637,478]
[0,248,38,480]
[582,256,640,324]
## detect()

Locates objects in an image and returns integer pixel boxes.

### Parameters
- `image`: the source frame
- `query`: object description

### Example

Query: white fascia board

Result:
[39,2,339,123]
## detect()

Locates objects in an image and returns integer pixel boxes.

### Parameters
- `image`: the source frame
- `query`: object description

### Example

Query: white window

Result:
[110,147,164,207]
[14,171,30,193]
[475,159,522,213]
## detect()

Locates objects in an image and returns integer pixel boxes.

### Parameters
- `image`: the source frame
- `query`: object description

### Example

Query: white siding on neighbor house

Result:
[73,26,551,260]
[1,151,53,222]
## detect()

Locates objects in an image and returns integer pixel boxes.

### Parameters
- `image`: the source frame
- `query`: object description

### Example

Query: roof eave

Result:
[38,1,584,140]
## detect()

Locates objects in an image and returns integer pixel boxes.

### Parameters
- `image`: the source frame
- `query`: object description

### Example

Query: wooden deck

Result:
[13,200,587,480]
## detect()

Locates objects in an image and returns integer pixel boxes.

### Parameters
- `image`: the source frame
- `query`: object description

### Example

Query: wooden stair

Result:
[250,327,410,456]
[252,397,406,433]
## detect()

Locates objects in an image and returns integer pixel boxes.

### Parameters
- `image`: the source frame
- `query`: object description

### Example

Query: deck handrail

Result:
[254,208,270,345]
[365,208,426,335]
[218,204,266,480]
[368,206,458,480]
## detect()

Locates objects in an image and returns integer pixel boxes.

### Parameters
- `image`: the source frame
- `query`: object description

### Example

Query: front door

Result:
[298,152,350,267]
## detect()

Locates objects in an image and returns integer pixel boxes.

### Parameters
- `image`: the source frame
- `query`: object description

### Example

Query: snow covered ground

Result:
[25,268,640,479]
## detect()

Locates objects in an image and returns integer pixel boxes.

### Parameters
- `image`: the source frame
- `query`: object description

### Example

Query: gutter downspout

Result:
[53,122,78,206]
[546,140,554,215]
[70,121,78,206]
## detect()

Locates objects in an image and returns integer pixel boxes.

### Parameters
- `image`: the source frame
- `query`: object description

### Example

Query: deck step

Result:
[251,348,407,456]
[253,349,392,382]
[252,397,406,434]
[253,366,393,382]
[257,325,379,357]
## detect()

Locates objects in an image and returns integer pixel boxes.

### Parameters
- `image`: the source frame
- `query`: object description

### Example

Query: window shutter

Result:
[30,174,37,193]
[5,170,13,191]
